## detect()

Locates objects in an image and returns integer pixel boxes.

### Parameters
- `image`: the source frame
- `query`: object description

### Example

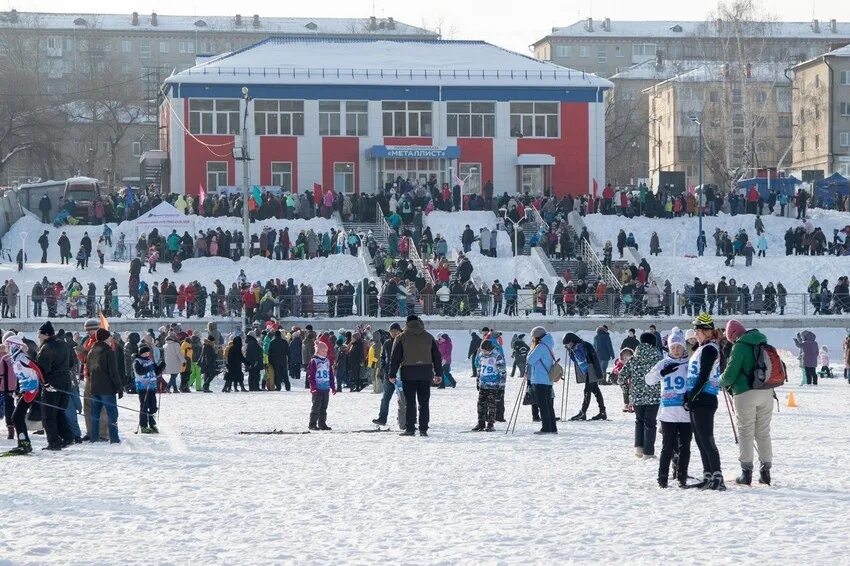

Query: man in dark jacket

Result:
[467,331,483,377]
[244,333,263,391]
[38,230,49,263]
[593,325,615,377]
[563,332,607,421]
[268,331,290,391]
[86,328,123,443]
[347,333,365,392]
[373,323,402,426]
[461,225,475,253]
[288,330,303,384]
[39,193,52,223]
[389,315,442,436]
[35,321,74,450]
[620,328,640,352]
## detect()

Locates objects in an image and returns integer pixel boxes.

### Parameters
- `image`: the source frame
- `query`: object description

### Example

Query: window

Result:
[345,101,368,136]
[159,41,169,53]
[815,135,820,149]
[121,62,131,74]
[815,105,821,119]
[799,139,805,152]
[201,41,213,53]
[101,141,110,154]
[189,99,240,135]
[447,102,496,137]
[121,39,132,53]
[270,162,292,190]
[708,90,720,103]
[632,43,657,59]
[47,37,58,49]
[815,74,820,88]
[842,71,850,86]
[459,163,481,195]
[841,132,850,147]
[579,46,589,58]
[254,100,304,135]
[178,41,195,54]
[842,102,850,116]
[555,45,570,58]
[319,101,341,135]
[755,90,768,105]
[206,162,228,192]
[334,162,355,194]
[615,46,624,58]
[140,39,150,59]
[381,101,432,137]
[597,45,607,63]
[132,141,142,157]
[778,115,791,134]
[509,102,559,137]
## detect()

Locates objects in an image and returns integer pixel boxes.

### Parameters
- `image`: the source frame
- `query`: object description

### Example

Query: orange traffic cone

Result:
[786,391,798,408]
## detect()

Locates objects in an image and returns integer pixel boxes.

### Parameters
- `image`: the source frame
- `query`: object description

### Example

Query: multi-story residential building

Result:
[0,10,434,185]
[790,45,850,179]
[643,62,792,189]
[533,18,850,78]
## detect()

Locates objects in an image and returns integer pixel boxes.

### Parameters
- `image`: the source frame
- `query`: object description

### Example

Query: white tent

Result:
[134,202,195,240]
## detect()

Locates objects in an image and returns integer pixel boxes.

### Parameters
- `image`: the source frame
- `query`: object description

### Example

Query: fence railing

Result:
[16,292,827,320]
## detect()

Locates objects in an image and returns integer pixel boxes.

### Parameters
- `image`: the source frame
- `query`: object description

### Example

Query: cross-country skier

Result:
[2,335,42,455]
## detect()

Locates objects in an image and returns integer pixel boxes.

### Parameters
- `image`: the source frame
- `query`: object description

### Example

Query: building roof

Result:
[651,62,791,89]
[610,59,702,82]
[0,10,435,37]
[792,43,850,70]
[535,18,850,44]
[165,36,613,89]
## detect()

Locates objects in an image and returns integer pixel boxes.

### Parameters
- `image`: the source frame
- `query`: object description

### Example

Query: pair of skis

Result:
[239,427,393,436]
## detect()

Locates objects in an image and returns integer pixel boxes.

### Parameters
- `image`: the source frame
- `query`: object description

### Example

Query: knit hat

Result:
[692,312,714,330]
[2,330,16,343]
[480,341,494,352]
[668,327,685,349]
[139,345,151,356]
[531,326,547,339]
[725,319,747,343]
[95,328,111,342]
[640,332,656,345]
[315,341,328,357]
[563,332,580,346]
[38,321,55,336]
[685,329,697,342]
[84,318,100,331]
[389,322,402,332]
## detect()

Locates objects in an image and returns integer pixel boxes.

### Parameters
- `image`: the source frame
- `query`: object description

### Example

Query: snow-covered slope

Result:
[583,210,850,292]
[424,210,512,257]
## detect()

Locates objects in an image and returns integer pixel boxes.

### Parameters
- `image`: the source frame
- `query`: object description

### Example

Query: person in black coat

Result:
[198,336,219,393]
[38,230,49,263]
[563,332,607,421]
[35,321,73,450]
[288,330,303,383]
[467,331,482,377]
[347,333,365,392]
[39,193,52,223]
[244,333,263,391]
[224,335,247,392]
[267,331,290,391]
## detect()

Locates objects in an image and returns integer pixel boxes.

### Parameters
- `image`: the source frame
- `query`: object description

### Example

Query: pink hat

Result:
[315,341,328,357]
[725,319,746,343]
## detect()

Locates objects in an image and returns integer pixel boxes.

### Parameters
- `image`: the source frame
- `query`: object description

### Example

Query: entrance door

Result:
[521,166,544,195]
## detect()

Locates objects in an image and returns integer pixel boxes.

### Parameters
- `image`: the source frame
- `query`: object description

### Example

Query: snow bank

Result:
[582,210,850,292]
[463,250,555,287]
[424,211,512,256]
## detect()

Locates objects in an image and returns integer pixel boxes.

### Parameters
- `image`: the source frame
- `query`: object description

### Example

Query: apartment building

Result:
[533,18,850,78]
[790,45,850,179]
[0,10,434,185]
[644,62,792,189]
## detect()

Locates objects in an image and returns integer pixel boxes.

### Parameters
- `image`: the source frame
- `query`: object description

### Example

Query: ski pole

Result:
[505,378,524,435]
[722,389,738,444]
[55,388,152,416]
[510,379,526,435]
[561,354,572,420]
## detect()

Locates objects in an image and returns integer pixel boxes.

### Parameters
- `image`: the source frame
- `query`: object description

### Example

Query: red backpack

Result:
[749,343,787,389]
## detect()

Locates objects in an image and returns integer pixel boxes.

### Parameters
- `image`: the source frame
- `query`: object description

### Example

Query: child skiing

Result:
[134,345,165,433]
[307,341,336,431]
[645,328,692,488]
[2,335,43,456]
[471,340,507,432]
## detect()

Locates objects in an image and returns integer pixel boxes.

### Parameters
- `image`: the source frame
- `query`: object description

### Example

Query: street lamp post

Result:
[236,86,252,258]
[690,116,704,256]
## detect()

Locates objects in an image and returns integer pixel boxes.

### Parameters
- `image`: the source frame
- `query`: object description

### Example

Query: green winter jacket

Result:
[720,329,767,395]
[617,343,662,405]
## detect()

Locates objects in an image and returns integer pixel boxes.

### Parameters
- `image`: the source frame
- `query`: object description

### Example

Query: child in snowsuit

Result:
[613,347,634,413]
[307,341,336,430]
[134,345,165,433]
[645,328,692,488]
[818,345,833,379]
[3,335,42,455]
[472,341,507,432]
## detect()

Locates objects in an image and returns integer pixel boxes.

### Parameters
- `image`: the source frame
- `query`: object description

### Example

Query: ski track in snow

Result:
[1,341,848,564]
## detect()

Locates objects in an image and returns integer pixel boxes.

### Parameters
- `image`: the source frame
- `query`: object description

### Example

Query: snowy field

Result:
[582,209,850,292]
[0,213,370,296]
[424,210,512,256]
[2,327,849,564]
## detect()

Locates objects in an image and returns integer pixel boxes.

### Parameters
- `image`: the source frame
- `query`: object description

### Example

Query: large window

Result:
[121,39,132,53]
[319,101,341,136]
[509,102,559,138]
[254,100,304,135]
[597,45,607,63]
[345,101,368,136]
[140,39,150,59]
[159,40,170,54]
[382,101,432,137]
[178,41,195,54]
[841,132,850,147]
[632,43,657,59]
[206,162,228,191]
[555,45,570,58]
[447,102,495,138]
[842,102,850,117]
[334,162,355,194]
[270,162,292,190]
[842,71,850,86]
[459,163,481,195]
[189,99,240,135]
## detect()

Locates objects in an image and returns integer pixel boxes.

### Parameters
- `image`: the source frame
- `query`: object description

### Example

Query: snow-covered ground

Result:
[3,326,848,564]
[0,213,370,297]
[424,210,512,256]
[583,210,850,292]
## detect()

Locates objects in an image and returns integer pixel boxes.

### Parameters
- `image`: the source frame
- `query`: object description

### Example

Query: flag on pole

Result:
[98,311,110,331]
[198,183,206,206]
[251,185,262,204]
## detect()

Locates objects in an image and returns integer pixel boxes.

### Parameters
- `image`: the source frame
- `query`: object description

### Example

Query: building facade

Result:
[0,10,433,185]
[791,46,850,179]
[161,37,611,197]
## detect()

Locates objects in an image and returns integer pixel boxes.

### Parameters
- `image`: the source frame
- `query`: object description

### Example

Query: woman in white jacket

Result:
[645,327,692,488]
[162,333,185,393]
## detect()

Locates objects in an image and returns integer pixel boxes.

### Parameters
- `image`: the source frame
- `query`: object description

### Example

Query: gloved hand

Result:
[660,364,679,376]
[331,390,336,396]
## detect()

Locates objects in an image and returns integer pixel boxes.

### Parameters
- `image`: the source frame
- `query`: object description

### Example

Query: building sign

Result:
[367,145,461,159]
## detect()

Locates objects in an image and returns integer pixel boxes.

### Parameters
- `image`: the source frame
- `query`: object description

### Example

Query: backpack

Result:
[539,343,564,383]
[749,343,787,389]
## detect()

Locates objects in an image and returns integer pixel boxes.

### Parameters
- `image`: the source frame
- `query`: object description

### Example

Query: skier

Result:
[2,335,42,456]
[470,340,506,432]
[307,341,335,431]
[563,333,607,421]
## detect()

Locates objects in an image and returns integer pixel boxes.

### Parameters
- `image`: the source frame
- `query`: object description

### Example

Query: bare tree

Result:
[604,89,647,184]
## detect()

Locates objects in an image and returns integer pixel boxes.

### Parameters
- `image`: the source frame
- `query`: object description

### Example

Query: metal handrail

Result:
[528,205,549,232]
[579,237,622,291]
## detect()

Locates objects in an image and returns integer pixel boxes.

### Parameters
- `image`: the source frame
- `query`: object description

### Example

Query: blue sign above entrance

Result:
[367,145,460,159]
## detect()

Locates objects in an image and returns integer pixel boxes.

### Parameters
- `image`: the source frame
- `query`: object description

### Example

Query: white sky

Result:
[8,0,850,53]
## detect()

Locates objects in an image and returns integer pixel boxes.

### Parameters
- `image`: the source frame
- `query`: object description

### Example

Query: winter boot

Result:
[590,411,607,421]
[398,430,416,437]
[485,422,494,432]
[758,464,772,486]
[7,426,13,440]
[701,471,727,491]
[735,468,753,486]
[319,424,332,431]
[685,472,711,489]
[372,419,387,426]
[569,411,586,421]
[471,422,486,432]
[308,424,319,431]
[657,477,668,489]
[4,439,32,455]
[635,446,644,458]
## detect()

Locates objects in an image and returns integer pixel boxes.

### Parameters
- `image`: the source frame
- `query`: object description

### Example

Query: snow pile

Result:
[462,251,555,287]
[3,326,846,563]
[424,211,512,256]
[582,210,850,292]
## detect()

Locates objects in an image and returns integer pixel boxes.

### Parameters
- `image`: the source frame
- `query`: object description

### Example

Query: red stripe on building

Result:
[322,137,360,193]
[456,138,493,192]
[184,135,235,197]
[259,137,299,192]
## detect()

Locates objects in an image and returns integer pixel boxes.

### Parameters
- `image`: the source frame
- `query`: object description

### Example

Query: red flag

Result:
[198,183,206,204]
[99,311,110,331]
[313,183,322,205]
